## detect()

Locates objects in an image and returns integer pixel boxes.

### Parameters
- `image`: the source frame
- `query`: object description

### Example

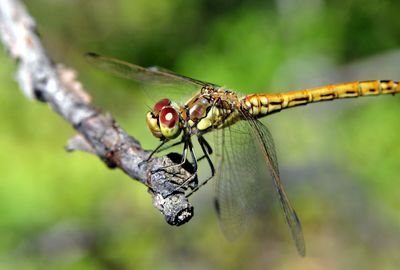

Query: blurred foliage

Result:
[1,0,400,269]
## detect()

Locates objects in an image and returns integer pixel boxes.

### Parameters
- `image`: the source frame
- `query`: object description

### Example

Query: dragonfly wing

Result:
[245,117,306,256]
[213,117,305,256]
[213,122,262,240]
[147,65,220,88]
[85,53,214,101]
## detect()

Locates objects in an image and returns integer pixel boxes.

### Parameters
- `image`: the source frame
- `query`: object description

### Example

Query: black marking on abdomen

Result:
[293,97,309,102]
[320,93,335,99]
[269,101,283,105]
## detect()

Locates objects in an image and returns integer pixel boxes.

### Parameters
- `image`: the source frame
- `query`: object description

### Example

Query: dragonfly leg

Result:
[199,135,213,155]
[141,137,186,168]
[163,137,199,195]
[156,139,184,153]
[151,138,189,174]
[186,136,215,197]
[195,135,213,161]
[141,140,168,164]
[156,135,215,197]
[139,139,169,169]
[147,138,185,161]
[197,135,214,174]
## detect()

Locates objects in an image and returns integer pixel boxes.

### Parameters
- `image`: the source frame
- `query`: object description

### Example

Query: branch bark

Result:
[0,0,194,225]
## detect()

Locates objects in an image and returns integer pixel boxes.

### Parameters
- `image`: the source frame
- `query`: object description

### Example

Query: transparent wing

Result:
[147,65,219,87]
[245,117,306,256]
[213,122,262,240]
[85,52,219,101]
[213,117,306,256]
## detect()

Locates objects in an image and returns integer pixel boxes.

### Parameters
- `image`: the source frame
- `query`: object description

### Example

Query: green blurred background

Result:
[1,0,400,269]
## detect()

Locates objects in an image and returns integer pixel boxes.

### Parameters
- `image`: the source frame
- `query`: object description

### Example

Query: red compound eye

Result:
[159,107,179,128]
[153,98,171,114]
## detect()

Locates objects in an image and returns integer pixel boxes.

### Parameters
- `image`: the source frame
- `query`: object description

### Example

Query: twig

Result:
[0,0,194,225]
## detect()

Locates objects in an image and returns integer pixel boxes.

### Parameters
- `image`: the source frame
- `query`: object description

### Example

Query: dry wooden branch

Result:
[0,0,194,225]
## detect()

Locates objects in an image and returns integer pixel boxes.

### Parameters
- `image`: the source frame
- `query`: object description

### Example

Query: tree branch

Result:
[0,0,194,225]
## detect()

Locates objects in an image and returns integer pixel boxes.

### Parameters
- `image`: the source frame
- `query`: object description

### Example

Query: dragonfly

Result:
[86,52,400,256]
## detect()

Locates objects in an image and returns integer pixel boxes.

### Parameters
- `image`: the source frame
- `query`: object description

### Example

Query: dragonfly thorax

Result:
[184,88,242,134]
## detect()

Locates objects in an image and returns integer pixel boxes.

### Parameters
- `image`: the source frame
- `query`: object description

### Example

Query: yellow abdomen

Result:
[242,80,400,117]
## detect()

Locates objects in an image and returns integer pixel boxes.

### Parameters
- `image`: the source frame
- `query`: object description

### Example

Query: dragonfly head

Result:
[146,98,182,140]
